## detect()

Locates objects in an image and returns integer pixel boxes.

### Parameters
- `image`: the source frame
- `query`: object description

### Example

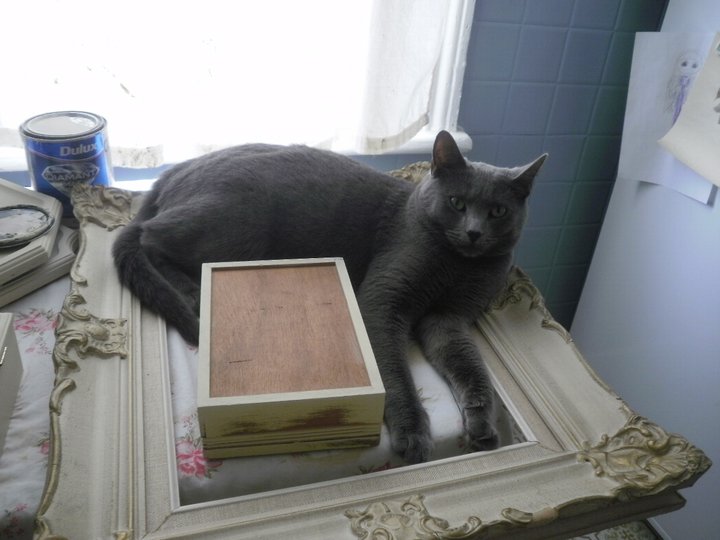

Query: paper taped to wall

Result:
[618,32,716,204]
[659,33,720,188]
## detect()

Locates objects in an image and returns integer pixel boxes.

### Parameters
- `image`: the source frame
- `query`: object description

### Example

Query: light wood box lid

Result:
[197,258,384,408]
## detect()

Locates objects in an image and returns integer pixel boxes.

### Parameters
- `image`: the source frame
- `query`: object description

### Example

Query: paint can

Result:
[20,111,113,217]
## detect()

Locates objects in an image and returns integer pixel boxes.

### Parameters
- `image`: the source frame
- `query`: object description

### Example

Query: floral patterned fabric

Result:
[0,278,69,540]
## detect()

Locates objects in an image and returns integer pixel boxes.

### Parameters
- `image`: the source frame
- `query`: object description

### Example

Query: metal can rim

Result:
[20,110,107,141]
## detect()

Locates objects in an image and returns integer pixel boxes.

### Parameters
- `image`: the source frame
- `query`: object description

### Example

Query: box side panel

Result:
[197,263,214,405]
[198,391,384,458]
[0,313,23,454]
[332,259,385,391]
[202,433,380,459]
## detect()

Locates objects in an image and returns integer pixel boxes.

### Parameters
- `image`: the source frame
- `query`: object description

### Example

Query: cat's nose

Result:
[467,230,482,244]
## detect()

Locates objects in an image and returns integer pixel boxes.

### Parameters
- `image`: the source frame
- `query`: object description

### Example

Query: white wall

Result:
[573,180,720,539]
[571,2,720,539]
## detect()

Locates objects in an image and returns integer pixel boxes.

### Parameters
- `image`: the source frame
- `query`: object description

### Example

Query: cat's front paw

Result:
[463,405,500,452]
[388,410,433,464]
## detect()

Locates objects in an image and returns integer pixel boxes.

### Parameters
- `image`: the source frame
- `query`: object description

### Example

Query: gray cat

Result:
[113,131,546,463]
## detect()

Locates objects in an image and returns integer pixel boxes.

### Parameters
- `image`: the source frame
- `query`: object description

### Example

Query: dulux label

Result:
[59,142,98,157]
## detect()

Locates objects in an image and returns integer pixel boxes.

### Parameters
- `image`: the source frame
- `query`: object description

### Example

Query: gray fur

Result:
[112,131,546,464]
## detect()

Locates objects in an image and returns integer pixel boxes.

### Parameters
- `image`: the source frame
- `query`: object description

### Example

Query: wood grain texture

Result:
[209,263,369,397]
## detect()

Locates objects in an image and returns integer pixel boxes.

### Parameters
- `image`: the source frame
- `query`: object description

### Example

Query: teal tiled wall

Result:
[459,0,667,327]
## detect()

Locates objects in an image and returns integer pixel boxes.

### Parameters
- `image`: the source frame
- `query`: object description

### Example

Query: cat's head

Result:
[416,131,547,258]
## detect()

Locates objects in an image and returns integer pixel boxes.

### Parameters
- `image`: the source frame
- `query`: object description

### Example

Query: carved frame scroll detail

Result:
[578,415,712,500]
[345,494,483,540]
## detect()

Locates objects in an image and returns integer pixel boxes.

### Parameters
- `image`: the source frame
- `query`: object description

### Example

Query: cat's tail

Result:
[112,221,200,345]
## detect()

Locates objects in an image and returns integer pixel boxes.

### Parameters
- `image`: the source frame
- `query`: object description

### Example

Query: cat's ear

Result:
[432,130,466,173]
[512,153,548,198]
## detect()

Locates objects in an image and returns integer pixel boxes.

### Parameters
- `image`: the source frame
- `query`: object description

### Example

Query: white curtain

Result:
[358,1,448,152]
[0,0,457,168]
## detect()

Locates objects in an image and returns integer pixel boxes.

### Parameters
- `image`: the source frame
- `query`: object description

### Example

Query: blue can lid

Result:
[21,111,105,139]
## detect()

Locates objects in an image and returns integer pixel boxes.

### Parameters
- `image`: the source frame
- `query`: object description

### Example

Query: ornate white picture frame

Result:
[36,185,710,539]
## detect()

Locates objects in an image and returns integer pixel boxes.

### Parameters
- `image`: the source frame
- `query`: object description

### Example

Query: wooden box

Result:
[0,313,23,456]
[197,258,385,459]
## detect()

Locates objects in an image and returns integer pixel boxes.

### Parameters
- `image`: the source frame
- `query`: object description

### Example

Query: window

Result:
[0,0,473,170]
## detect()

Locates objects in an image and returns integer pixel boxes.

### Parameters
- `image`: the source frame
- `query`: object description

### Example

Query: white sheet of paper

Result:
[618,32,716,204]
[659,33,720,189]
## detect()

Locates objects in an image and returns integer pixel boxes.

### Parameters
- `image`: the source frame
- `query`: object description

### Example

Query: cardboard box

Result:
[0,313,23,455]
[197,258,385,458]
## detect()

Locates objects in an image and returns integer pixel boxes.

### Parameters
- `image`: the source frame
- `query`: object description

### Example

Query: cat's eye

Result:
[489,206,507,218]
[449,196,466,211]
